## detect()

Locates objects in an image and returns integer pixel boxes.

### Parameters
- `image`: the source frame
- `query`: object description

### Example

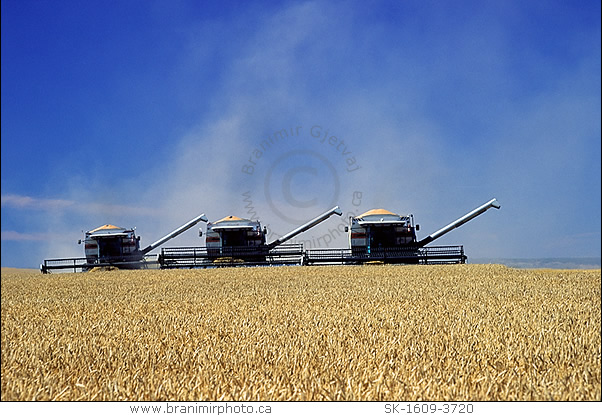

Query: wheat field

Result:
[1,264,600,401]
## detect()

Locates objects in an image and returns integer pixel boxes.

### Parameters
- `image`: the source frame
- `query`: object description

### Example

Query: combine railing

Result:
[40,257,89,273]
[418,245,466,264]
[40,255,159,273]
[160,244,305,268]
[303,245,466,265]
[40,256,157,273]
[41,245,465,272]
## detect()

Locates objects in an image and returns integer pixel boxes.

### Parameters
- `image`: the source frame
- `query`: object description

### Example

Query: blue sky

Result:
[2,0,600,268]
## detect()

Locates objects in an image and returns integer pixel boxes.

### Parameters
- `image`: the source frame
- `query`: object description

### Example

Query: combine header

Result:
[303,198,501,265]
[40,213,208,273]
[160,206,343,267]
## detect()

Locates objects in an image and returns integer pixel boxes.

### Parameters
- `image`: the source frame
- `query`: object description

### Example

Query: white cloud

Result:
[1,193,161,217]
[1,194,74,210]
[1,230,55,241]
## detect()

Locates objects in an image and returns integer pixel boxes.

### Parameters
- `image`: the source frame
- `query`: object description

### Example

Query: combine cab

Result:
[205,216,267,261]
[82,224,144,267]
[348,209,419,257]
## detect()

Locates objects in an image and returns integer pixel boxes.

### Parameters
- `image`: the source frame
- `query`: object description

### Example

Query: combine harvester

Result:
[40,199,500,271]
[303,198,501,265]
[159,206,343,268]
[40,213,208,273]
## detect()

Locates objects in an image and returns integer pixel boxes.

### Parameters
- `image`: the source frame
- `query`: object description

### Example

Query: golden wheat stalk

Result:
[1,265,600,401]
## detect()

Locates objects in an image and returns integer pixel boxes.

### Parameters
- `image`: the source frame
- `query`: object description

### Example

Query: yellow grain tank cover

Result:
[89,224,125,233]
[215,215,246,223]
[356,209,398,218]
